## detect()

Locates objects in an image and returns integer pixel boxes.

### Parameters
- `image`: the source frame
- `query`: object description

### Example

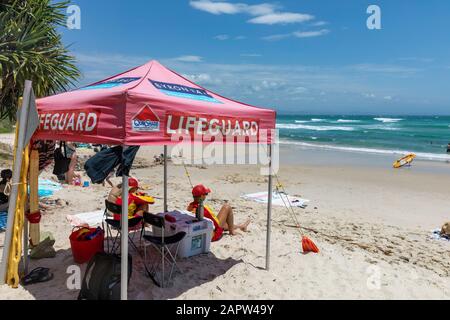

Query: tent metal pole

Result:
[120,164,129,300]
[266,144,273,271]
[0,81,32,284]
[164,145,168,212]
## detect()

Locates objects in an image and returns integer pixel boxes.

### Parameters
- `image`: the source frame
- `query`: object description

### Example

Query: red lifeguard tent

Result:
[2,60,277,300]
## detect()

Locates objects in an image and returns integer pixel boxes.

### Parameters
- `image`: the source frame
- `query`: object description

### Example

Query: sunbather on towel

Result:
[187,184,250,241]
[108,177,155,220]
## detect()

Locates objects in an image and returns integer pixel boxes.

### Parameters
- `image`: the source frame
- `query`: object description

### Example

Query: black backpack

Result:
[53,142,71,177]
[78,253,132,300]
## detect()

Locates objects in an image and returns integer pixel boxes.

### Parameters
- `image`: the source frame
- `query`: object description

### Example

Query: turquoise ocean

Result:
[277,115,450,162]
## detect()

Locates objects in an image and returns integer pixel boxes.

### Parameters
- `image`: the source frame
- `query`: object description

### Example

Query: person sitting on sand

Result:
[187,184,250,242]
[0,169,12,212]
[108,177,155,220]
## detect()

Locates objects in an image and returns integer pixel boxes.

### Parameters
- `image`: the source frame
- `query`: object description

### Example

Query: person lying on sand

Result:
[108,177,155,220]
[187,184,250,241]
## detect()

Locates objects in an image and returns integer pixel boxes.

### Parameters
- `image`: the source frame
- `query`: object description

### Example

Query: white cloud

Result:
[182,73,222,86]
[214,34,230,40]
[248,12,313,25]
[384,96,393,100]
[190,0,315,25]
[293,29,330,38]
[189,1,245,15]
[189,1,277,16]
[263,29,330,41]
[214,34,246,41]
[173,55,203,62]
[311,21,328,27]
[262,33,292,41]
[363,93,376,99]
[74,52,434,113]
[351,64,420,74]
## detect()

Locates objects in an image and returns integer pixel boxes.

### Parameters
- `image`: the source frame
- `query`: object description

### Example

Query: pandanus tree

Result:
[0,0,80,120]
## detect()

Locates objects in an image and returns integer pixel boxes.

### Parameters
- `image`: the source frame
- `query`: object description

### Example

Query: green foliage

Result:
[0,118,13,133]
[0,0,80,120]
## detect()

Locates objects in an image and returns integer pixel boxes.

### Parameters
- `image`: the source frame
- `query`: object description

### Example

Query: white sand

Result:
[0,144,449,300]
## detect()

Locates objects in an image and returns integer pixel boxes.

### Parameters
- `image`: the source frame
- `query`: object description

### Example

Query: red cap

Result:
[192,184,211,197]
[128,177,139,188]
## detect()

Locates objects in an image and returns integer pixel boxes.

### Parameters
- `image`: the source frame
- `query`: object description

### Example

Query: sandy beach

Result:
[0,139,449,300]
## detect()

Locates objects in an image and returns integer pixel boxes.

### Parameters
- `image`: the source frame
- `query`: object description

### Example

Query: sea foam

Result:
[374,118,404,123]
[280,140,450,162]
[276,124,355,131]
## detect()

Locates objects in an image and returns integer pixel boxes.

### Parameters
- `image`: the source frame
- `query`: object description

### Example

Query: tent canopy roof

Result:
[35,60,276,145]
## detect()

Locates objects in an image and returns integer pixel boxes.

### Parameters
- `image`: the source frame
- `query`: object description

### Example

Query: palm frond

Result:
[0,0,80,120]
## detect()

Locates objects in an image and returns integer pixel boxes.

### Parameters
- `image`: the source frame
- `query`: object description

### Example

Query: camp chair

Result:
[142,212,186,288]
[103,200,143,254]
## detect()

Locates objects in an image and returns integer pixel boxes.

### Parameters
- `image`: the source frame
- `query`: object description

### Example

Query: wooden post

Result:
[29,150,40,247]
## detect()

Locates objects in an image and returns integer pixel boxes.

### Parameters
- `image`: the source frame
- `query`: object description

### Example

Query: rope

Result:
[261,143,305,238]
[3,182,28,197]
[183,162,194,189]
[3,182,11,196]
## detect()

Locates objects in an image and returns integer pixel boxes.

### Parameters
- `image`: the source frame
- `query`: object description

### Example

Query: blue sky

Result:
[61,0,450,115]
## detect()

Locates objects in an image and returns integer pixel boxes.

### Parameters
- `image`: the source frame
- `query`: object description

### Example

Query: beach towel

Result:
[430,229,450,242]
[67,210,105,227]
[0,212,7,231]
[241,191,310,208]
[34,179,62,198]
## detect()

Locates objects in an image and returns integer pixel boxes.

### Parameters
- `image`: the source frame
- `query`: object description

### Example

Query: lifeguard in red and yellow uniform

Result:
[114,177,155,220]
[187,184,251,242]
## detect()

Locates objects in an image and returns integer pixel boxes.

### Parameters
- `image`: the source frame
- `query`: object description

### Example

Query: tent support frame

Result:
[266,144,273,271]
[164,146,168,213]
[120,156,129,301]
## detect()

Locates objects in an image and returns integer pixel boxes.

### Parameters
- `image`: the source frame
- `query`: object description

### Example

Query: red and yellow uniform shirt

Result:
[115,193,155,220]
[188,201,224,242]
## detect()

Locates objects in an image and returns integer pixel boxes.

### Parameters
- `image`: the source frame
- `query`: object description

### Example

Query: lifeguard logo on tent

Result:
[132,105,160,132]
[149,79,222,104]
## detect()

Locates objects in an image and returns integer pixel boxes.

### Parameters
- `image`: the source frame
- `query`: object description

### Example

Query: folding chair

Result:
[103,200,143,254]
[142,212,186,288]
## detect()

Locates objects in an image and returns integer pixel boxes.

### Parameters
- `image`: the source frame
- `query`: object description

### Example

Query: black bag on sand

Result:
[78,253,132,300]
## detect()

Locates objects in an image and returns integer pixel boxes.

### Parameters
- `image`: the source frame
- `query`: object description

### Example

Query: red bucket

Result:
[69,227,105,264]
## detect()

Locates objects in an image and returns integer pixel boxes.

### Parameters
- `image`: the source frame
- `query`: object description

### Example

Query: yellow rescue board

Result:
[393,153,416,168]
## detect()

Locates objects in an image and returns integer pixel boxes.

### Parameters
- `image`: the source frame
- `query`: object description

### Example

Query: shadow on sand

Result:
[20,244,241,300]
